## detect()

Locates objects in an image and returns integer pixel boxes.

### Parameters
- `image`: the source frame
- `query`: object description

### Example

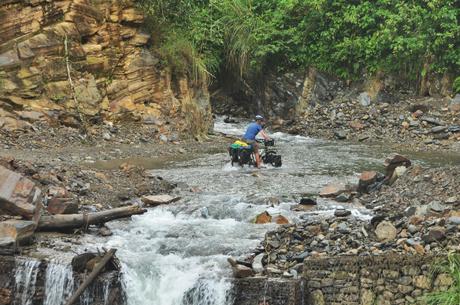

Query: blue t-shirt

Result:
[243,122,263,140]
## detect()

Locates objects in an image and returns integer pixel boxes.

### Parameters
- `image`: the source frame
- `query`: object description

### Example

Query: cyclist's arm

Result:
[259,129,271,140]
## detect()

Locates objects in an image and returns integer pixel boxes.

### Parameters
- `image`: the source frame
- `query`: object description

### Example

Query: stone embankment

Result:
[230,153,459,305]
[0,0,212,141]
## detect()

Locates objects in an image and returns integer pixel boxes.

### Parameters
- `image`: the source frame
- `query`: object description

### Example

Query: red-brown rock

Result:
[254,211,272,224]
[319,183,348,198]
[0,165,42,223]
[384,153,411,177]
[358,171,378,193]
[47,197,78,215]
[273,215,289,225]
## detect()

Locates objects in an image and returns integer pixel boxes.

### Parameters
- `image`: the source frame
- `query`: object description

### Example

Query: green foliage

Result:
[453,77,460,94]
[426,253,460,305]
[136,0,460,83]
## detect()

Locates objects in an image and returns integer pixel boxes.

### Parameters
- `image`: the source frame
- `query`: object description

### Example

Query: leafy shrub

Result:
[135,0,460,84]
[453,77,460,94]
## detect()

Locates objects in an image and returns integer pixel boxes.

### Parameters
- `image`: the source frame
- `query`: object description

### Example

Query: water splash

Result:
[44,261,74,305]
[14,258,41,305]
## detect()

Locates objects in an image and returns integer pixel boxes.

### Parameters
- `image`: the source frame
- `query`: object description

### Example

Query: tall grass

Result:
[426,254,460,305]
[158,32,212,85]
[214,0,262,77]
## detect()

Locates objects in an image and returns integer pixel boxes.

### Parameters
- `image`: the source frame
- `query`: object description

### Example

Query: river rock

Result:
[358,171,378,193]
[422,117,446,126]
[319,183,348,198]
[431,126,448,133]
[0,165,42,222]
[449,125,460,133]
[254,211,272,224]
[47,197,78,215]
[434,132,450,140]
[252,253,264,273]
[293,251,310,262]
[350,121,365,130]
[141,194,181,206]
[0,220,35,247]
[359,92,371,106]
[449,94,460,112]
[428,201,445,213]
[334,130,347,140]
[228,258,254,278]
[334,208,351,217]
[422,227,446,243]
[375,221,397,242]
[273,215,289,224]
[335,193,350,202]
[388,166,407,185]
[300,198,317,205]
[448,217,460,225]
[384,153,411,177]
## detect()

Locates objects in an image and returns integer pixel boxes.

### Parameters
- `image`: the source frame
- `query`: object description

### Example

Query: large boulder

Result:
[0,165,42,223]
[0,220,36,248]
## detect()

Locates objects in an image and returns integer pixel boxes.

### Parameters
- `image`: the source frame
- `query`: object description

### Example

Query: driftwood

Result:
[64,249,116,305]
[38,205,146,231]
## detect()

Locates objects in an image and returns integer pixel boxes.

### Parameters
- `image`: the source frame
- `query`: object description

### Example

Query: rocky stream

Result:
[2,117,459,305]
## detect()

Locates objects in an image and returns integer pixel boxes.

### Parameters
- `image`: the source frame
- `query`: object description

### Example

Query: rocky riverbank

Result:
[226,153,460,304]
[276,95,460,152]
[235,155,459,275]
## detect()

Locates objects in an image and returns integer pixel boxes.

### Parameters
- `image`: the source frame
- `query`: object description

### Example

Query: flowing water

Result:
[14,258,41,305]
[105,117,388,305]
[43,261,75,305]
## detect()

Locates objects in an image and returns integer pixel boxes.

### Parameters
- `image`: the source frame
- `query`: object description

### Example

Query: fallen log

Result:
[38,205,147,231]
[64,249,116,305]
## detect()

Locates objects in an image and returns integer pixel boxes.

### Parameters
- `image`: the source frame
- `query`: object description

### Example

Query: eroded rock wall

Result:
[0,0,212,137]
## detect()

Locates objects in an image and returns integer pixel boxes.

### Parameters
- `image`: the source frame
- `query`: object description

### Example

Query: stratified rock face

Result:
[0,0,212,137]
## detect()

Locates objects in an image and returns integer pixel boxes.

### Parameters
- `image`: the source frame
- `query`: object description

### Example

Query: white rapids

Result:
[106,116,383,305]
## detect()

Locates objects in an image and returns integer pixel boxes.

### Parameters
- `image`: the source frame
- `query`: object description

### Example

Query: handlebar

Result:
[256,139,275,146]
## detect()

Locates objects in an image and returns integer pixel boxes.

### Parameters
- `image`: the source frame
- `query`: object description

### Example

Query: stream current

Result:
[105,117,383,305]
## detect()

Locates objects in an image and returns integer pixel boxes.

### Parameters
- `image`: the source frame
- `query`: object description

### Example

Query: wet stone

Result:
[334,209,351,217]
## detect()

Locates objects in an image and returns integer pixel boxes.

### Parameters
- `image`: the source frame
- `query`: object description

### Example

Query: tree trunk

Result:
[38,205,147,231]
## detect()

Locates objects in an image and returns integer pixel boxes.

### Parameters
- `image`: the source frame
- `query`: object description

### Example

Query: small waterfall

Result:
[14,258,41,305]
[79,275,113,305]
[44,261,75,305]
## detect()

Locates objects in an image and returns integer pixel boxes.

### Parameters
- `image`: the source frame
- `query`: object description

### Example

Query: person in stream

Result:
[242,115,271,168]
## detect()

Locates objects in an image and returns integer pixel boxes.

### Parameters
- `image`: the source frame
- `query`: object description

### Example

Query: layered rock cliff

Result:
[0,0,212,137]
